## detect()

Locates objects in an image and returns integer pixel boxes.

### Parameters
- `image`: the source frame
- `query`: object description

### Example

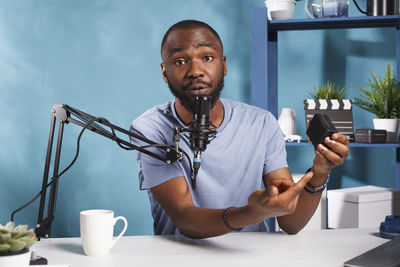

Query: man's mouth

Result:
[186,85,208,95]
[184,81,212,95]
[189,88,208,95]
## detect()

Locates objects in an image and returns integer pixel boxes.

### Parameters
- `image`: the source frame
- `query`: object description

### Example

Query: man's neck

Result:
[174,98,224,128]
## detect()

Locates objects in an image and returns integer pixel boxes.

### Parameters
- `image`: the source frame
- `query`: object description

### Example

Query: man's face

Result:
[161,27,227,112]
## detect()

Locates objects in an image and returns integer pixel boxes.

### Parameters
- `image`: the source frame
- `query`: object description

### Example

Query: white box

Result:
[328,185,400,229]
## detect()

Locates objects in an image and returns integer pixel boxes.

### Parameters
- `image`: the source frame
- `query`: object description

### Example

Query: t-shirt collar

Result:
[170,98,228,134]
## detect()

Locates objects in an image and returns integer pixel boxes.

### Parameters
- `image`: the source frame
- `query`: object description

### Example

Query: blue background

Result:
[0,0,397,237]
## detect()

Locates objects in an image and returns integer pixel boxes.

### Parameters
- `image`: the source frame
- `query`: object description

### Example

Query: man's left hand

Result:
[312,132,349,175]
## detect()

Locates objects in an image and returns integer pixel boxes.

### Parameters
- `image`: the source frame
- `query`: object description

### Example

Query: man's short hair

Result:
[161,20,223,51]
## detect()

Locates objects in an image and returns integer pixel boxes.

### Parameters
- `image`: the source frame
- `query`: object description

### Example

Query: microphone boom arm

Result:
[35,104,181,238]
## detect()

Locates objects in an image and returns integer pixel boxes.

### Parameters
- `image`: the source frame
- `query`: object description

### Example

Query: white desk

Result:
[33,228,388,267]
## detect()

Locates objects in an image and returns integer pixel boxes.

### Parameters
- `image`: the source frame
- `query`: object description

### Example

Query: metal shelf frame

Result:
[250,8,400,189]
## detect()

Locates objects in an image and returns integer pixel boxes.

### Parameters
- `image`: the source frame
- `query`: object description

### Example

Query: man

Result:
[130,20,349,238]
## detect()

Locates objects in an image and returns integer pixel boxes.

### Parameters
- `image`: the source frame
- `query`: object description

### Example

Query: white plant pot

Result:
[0,250,31,267]
[265,0,296,20]
[373,118,400,143]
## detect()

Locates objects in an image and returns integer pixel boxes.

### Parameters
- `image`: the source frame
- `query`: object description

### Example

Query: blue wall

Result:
[0,0,396,237]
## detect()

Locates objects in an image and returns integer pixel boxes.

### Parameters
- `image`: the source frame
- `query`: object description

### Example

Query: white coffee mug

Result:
[80,209,128,256]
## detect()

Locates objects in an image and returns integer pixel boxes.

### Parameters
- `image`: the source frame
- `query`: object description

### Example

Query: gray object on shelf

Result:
[355,129,387,143]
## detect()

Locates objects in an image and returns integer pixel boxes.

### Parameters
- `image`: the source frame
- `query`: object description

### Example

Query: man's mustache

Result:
[182,79,213,90]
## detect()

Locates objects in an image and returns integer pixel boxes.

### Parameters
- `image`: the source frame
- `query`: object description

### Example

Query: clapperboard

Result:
[304,99,354,141]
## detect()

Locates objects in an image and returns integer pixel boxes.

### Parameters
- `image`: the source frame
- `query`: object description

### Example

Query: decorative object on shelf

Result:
[352,0,396,16]
[265,0,299,20]
[354,129,387,143]
[305,81,354,141]
[278,107,297,136]
[322,0,349,17]
[380,215,400,239]
[306,0,349,18]
[284,134,302,142]
[0,221,38,267]
[305,0,323,18]
[353,62,400,143]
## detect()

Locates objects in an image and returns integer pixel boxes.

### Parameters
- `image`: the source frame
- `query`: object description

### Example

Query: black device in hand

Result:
[306,114,338,148]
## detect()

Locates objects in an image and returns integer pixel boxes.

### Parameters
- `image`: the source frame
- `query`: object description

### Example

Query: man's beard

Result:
[167,72,224,113]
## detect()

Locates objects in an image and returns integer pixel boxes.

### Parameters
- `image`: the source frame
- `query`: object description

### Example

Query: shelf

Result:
[285,141,400,148]
[269,15,400,31]
[251,8,400,190]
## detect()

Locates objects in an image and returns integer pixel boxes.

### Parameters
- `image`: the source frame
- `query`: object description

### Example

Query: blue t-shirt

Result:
[130,98,288,235]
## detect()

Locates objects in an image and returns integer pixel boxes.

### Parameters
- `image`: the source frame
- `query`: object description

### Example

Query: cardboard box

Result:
[328,185,400,228]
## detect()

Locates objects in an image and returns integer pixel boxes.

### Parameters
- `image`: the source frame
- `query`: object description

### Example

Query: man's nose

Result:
[187,59,204,78]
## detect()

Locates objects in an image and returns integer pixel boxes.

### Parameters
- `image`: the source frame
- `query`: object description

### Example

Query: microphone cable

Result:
[11,117,187,222]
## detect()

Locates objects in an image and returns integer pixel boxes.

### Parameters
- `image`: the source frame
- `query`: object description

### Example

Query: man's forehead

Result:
[162,27,222,57]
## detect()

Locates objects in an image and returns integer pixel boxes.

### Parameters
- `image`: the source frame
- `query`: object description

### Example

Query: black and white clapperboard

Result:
[304,99,354,141]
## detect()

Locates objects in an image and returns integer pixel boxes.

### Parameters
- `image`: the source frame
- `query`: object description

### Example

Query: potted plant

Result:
[265,0,301,20]
[304,81,354,141]
[0,222,38,267]
[353,62,400,143]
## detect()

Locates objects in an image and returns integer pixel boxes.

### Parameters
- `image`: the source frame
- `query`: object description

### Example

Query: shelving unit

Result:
[250,8,400,189]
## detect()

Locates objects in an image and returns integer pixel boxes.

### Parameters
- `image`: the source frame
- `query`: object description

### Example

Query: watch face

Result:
[306,0,323,18]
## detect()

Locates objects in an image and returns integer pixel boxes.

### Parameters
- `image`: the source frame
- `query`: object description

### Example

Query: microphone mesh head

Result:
[190,95,212,152]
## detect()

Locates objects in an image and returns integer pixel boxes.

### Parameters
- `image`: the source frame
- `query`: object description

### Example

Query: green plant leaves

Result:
[310,81,346,100]
[7,239,27,252]
[0,221,37,254]
[353,62,400,119]
[0,244,10,253]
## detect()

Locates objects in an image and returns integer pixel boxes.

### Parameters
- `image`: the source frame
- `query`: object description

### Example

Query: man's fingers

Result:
[322,136,349,158]
[332,132,349,145]
[281,172,313,200]
[261,186,278,203]
[318,141,348,166]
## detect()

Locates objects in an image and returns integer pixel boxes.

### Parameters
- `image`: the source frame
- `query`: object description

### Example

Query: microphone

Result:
[189,95,215,189]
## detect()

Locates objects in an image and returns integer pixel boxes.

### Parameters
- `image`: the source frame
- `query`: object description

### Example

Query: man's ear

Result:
[223,56,227,76]
[160,63,169,83]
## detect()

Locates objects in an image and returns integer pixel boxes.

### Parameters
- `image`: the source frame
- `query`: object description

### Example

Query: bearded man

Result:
[130,20,349,238]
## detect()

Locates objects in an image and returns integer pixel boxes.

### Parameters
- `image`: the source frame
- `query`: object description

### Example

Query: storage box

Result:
[328,185,400,229]
[355,129,387,143]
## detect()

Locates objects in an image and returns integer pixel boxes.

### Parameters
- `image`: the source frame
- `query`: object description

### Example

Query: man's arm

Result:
[265,168,323,234]
[150,172,313,239]
[274,133,349,234]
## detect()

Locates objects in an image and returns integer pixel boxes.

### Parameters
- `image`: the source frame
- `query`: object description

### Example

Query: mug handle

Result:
[110,216,128,249]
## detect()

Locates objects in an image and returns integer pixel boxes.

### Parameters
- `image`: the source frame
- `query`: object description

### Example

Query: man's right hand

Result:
[246,172,313,225]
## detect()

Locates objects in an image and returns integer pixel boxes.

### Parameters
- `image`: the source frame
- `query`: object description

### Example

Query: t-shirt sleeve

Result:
[263,113,288,175]
[130,115,185,190]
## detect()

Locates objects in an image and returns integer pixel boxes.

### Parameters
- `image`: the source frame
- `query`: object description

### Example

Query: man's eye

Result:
[204,55,213,62]
[174,59,186,66]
